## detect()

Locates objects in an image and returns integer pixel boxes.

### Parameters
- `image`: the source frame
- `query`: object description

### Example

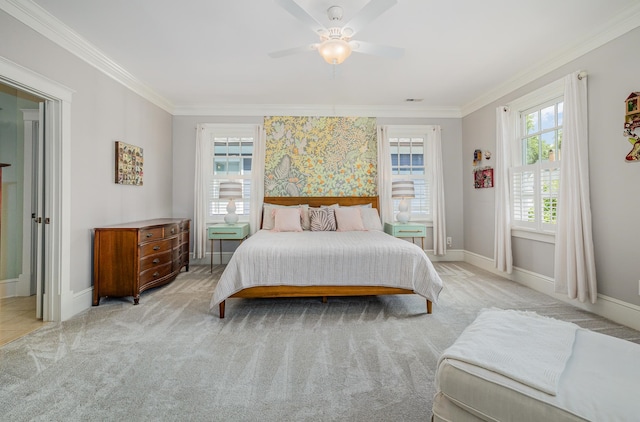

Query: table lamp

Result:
[391,180,415,224]
[219,181,243,224]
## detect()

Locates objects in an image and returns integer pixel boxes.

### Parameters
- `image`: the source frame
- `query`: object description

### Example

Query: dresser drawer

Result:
[208,224,249,239]
[165,224,180,237]
[140,262,172,286]
[140,238,173,257]
[140,250,172,272]
[180,220,190,232]
[139,227,163,242]
[384,223,427,238]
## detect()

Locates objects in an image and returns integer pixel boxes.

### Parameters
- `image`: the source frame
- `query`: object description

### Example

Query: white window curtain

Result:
[377,125,393,224]
[249,125,266,234]
[495,106,513,273]
[427,126,447,255]
[193,124,211,260]
[554,71,597,303]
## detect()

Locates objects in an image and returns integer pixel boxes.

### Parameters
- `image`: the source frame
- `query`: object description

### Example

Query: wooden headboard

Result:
[263,196,379,209]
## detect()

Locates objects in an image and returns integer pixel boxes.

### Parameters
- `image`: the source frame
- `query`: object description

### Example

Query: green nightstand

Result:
[384,222,427,249]
[208,223,250,270]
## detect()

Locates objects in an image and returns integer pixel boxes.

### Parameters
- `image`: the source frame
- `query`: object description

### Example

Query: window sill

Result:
[511,227,555,244]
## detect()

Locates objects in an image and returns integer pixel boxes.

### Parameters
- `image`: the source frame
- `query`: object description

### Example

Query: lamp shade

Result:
[318,39,352,65]
[219,181,243,199]
[391,180,415,198]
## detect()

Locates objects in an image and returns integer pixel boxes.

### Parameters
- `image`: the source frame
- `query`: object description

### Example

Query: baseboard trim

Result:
[0,278,18,299]
[61,287,93,321]
[426,249,465,262]
[463,251,640,331]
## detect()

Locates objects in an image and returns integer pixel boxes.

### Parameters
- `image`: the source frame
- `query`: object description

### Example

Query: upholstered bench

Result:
[432,308,640,422]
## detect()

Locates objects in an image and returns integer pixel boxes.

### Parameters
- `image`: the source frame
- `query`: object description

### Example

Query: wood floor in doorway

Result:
[0,296,47,346]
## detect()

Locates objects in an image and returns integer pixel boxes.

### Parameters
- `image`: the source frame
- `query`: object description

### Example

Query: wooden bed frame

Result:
[218,196,432,318]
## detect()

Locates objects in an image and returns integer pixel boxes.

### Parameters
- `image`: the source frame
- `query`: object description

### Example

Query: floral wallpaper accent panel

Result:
[264,116,377,197]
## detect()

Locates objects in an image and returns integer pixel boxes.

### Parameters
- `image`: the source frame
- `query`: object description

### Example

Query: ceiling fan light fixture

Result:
[318,38,352,64]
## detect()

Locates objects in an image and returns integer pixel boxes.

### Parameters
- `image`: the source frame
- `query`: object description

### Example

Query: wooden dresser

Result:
[93,218,190,305]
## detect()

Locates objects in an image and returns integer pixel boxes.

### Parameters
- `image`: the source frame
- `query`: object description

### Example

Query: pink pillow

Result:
[272,207,303,232]
[335,207,366,232]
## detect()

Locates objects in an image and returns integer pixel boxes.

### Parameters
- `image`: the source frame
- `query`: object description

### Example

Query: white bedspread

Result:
[210,230,443,309]
[437,308,579,395]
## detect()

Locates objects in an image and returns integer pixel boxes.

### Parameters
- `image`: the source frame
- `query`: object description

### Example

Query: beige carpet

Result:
[1,262,638,421]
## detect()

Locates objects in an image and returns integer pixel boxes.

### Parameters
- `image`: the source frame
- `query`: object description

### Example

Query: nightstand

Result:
[384,222,427,249]
[207,223,250,271]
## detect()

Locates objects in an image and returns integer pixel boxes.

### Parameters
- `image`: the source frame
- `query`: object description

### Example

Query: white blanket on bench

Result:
[437,308,578,395]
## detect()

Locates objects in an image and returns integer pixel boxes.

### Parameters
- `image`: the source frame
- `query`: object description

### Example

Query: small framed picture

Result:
[115,141,143,186]
[474,167,493,189]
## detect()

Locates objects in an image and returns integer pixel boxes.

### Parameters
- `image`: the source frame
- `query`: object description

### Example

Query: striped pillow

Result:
[309,207,336,231]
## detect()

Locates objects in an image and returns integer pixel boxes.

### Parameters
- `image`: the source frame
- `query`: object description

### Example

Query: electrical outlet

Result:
[446,237,452,247]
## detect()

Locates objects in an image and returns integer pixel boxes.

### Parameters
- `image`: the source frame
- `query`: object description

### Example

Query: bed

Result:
[210,196,443,318]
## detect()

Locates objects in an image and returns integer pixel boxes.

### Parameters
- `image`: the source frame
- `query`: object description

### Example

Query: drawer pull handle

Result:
[171,228,175,233]
[153,272,159,277]
[153,245,161,251]
[146,233,153,238]
[153,258,160,264]
[398,230,422,234]
[211,231,234,235]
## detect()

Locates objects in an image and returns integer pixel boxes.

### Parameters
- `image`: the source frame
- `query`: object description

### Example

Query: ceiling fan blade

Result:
[275,0,327,36]
[343,0,397,36]
[268,43,319,59]
[350,40,404,59]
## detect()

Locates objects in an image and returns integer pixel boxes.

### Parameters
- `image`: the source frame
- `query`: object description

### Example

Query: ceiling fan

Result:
[269,0,404,65]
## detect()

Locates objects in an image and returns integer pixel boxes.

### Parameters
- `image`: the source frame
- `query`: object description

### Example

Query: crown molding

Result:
[172,103,462,118]
[461,2,640,117]
[0,55,74,101]
[0,0,174,113]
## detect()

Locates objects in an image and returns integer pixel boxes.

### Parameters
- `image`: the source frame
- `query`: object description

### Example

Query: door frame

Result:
[0,56,73,322]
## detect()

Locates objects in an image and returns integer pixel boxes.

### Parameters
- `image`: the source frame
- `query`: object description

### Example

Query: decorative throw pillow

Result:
[262,204,284,230]
[360,208,383,231]
[272,207,303,232]
[299,204,311,230]
[262,204,303,230]
[309,207,337,231]
[335,207,366,231]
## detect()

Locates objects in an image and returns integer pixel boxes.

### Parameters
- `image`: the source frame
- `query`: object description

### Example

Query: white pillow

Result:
[335,207,366,232]
[272,207,303,232]
[360,208,383,231]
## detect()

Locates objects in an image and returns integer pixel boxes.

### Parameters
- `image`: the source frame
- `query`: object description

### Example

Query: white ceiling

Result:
[25,0,640,115]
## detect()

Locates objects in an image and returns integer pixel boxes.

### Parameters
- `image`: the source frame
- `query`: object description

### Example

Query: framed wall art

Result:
[115,141,143,185]
[474,166,494,189]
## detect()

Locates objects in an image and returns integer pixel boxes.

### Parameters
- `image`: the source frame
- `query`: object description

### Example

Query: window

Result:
[205,125,255,223]
[510,89,563,235]
[388,127,431,221]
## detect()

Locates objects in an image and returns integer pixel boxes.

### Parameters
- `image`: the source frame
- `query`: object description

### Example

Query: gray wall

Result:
[0,11,174,293]
[172,116,463,254]
[462,26,640,306]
